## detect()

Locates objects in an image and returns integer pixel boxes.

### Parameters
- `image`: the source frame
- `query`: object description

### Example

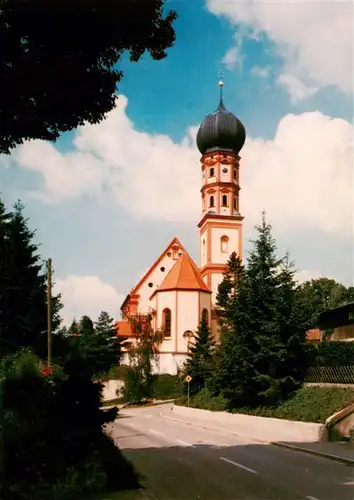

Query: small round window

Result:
[222,167,228,173]
[160,266,165,272]
[148,282,153,288]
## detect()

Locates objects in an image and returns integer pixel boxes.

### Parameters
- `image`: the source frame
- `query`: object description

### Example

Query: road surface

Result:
[108,404,353,500]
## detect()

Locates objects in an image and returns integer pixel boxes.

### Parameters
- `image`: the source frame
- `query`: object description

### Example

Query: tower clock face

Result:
[222,167,228,174]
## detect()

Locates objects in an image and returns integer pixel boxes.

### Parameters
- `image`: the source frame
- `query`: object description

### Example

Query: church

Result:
[116,80,246,374]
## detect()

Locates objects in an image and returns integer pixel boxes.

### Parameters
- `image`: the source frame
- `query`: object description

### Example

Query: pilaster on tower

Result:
[196,78,246,310]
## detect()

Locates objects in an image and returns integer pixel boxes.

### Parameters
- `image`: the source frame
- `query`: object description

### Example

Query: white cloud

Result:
[251,65,271,78]
[277,74,318,104]
[207,0,353,99]
[8,96,200,222]
[222,31,245,70]
[295,269,327,285]
[7,96,354,237]
[54,275,125,326]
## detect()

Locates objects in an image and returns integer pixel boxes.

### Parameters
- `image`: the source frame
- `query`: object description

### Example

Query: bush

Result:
[312,341,354,367]
[175,386,354,423]
[152,374,183,400]
[175,388,227,412]
[0,350,139,500]
[233,387,354,423]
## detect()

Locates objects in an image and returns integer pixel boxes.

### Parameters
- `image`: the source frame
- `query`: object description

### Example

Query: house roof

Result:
[150,253,211,298]
[116,320,133,337]
[306,329,321,342]
[120,236,189,312]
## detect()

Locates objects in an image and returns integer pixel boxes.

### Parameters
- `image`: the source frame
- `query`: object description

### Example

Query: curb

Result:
[271,441,354,466]
[160,411,354,466]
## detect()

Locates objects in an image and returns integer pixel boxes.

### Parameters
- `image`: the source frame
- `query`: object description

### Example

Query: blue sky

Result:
[1,0,353,324]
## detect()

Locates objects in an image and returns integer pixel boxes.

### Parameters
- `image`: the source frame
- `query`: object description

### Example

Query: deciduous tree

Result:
[0,0,177,154]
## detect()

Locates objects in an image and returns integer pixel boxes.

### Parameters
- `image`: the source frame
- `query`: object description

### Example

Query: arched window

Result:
[201,308,209,327]
[162,308,171,337]
[209,195,215,208]
[183,330,193,352]
[222,194,228,207]
[233,168,237,179]
[209,167,214,177]
[221,235,229,253]
[233,196,237,210]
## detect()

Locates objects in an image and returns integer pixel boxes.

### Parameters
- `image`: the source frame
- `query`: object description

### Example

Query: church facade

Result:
[116,82,247,374]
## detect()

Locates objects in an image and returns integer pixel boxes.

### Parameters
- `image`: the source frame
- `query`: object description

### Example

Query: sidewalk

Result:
[161,409,354,466]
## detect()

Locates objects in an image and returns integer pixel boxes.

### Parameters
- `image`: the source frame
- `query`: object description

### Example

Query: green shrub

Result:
[152,374,183,400]
[0,349,139,500]
[313,341,354,367]
[175,386,354,423]
[175,388,227,411]
[232,387,354,423]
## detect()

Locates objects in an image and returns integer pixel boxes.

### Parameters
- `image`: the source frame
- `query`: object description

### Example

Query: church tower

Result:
[196,78,246,334]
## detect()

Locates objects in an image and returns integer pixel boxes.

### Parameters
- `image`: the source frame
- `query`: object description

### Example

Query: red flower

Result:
[41,366,53,377]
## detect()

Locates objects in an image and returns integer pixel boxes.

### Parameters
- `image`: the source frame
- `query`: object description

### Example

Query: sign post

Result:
[184,375,192,407]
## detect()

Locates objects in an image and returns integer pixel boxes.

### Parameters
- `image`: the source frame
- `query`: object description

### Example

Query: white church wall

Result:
[120,351,186,376]
[200,228,208,268]
[176,291,199,352]
[156,353,187,375]
[199,291,211,321]
[210,226,239,264]
[211,273,223,304]
[136,251,180,313]
[155,290,176,353]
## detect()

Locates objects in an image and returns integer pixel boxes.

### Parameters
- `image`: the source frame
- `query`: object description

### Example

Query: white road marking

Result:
[142,414,153,418]
[219,456,258,475]
[176,438,194,447]
[305,496,321,500]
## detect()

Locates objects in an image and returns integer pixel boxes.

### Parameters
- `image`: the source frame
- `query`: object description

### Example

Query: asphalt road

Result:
[108,404,354,500]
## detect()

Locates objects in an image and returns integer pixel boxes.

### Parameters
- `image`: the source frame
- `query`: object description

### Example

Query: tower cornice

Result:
[198,212,244,228]
[200,181,240,194]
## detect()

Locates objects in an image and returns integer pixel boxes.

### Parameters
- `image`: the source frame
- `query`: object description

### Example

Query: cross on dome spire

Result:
[217,69,224,101]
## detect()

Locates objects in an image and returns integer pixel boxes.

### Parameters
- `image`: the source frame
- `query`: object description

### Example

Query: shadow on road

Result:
[118,441,353,500]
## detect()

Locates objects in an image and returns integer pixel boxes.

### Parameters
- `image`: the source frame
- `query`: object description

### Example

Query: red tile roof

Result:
[151,253,210,297]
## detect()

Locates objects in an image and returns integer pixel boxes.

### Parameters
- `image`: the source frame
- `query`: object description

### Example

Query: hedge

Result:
[175,387,354,423]
[310,341,354,367]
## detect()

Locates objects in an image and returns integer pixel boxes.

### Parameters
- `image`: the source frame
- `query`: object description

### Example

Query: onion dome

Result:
[196,82,246,155]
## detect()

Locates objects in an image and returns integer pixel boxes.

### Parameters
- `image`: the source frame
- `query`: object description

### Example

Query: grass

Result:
[175,387,354,423]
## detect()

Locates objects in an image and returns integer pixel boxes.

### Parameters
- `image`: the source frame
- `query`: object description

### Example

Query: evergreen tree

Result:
[214,252,258,406]
[79,315,95,336]
[184,314,215,395]
[271,254,310,394]
[243,213,307,405]
[67,319,80,336]
[0,199,62,358]
[78,312,121,378]
[215,213,310,408]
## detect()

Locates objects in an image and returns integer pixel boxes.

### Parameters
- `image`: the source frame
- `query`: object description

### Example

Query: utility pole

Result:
[47,258,52,368]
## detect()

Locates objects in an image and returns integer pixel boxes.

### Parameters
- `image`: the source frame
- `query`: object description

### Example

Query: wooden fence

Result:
[305,366,354,384]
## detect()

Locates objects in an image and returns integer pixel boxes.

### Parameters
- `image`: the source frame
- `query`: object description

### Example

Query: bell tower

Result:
[196,77,246,330]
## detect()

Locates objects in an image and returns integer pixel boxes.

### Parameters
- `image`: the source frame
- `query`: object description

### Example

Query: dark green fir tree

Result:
[184,313,215,395]
[245,212,307,405]
[214,251,258,407]
[0,199,62,358]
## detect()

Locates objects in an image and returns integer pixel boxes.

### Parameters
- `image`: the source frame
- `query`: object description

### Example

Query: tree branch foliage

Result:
[0,0,177,153]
